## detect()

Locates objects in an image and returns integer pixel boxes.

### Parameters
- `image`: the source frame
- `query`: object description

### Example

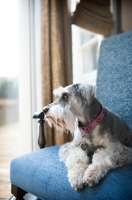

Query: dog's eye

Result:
[62,93,68,101]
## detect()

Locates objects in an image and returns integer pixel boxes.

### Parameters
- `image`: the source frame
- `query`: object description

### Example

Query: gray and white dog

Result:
[44,83,132,190]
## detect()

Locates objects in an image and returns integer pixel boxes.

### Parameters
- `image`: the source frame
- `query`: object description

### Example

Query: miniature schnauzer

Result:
[43,84,132,190]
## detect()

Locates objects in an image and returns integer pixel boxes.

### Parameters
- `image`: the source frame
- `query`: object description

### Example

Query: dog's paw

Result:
[82,176,97,187]
[82,164,100,187]
[68,170,85,190]
[65,146,89,190]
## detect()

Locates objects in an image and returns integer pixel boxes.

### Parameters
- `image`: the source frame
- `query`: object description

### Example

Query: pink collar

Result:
[78,106,105,133]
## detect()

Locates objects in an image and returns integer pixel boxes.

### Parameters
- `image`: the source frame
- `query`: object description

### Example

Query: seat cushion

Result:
[96,30,132,128]
[10,146,132,200]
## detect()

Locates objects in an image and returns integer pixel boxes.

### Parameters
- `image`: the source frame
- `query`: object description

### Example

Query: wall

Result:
[122,0,132,32]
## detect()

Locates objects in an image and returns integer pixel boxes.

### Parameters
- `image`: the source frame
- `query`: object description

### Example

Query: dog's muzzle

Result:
[43,106,66,130]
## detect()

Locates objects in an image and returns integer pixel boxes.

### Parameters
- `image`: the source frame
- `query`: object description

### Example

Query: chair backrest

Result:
[96,31,132,128]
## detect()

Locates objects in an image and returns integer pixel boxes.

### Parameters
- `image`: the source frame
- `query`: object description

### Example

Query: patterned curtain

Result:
[40,0,73,146]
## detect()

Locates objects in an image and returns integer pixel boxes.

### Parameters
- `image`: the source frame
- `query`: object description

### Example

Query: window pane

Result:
[83,42,98,73]
[80,31,94,45]
[72,25,103,84]
[0,0,20,198]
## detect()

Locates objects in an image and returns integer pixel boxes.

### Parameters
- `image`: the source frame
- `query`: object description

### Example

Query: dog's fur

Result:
[44,83,132,190]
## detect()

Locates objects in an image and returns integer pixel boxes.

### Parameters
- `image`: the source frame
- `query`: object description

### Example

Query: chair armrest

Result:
[33,111,46,148]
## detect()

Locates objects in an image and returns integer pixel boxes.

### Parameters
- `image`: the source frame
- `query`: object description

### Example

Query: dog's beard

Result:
[45,115,66,130]
[45,105,76,134]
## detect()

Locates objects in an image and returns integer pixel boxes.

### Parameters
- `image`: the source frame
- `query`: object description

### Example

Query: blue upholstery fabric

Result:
[10,146,132,200]
[10,31,132,200]
[96,30,132,128]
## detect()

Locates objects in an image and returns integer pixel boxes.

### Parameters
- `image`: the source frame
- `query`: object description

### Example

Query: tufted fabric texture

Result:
[10,31,132,199]
[96,30,132,128]
[10,146,132,200]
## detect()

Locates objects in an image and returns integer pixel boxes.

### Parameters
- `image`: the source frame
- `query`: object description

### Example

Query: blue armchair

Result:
[10,30,132,200]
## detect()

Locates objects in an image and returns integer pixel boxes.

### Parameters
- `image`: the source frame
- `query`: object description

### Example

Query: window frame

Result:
[18,0,41,154]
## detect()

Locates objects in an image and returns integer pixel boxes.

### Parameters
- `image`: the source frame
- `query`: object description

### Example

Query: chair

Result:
[10,30,132,200]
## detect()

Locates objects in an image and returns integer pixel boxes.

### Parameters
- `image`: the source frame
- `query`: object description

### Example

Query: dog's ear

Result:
[90,86,97,104]
[91,85,97,98]
[79,84,96,104]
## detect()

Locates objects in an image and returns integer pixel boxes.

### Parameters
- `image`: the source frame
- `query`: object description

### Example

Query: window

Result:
[0,0,41,198]
[72,25,103,85]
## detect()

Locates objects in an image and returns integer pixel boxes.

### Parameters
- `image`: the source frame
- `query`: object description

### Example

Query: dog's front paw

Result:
[68,170,85,190]
[82,164,100,187]
[65,146,89,190]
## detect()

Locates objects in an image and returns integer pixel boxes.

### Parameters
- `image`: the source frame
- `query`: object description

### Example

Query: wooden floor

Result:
[0,122,20,199]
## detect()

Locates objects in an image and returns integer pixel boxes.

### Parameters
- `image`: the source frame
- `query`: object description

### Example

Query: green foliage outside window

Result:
[0,77,18,99]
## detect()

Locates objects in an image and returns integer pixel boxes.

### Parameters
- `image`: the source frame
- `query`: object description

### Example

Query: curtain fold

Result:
[72,0,114,36]
[40,0,73,146]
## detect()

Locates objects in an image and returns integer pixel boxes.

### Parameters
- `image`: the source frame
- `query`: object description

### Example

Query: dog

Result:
[43,83,132,190]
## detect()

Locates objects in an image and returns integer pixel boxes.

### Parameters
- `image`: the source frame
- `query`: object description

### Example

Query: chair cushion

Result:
[96,30,132,128]
[10,146,132,200]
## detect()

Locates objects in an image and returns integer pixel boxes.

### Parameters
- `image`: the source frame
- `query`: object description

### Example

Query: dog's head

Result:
[43,84,96,133]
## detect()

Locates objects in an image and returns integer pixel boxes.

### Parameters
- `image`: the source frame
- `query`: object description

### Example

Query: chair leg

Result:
[11,184,27,200]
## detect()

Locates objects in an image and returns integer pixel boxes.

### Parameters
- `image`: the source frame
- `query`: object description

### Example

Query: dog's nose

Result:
[43,106,49,114]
